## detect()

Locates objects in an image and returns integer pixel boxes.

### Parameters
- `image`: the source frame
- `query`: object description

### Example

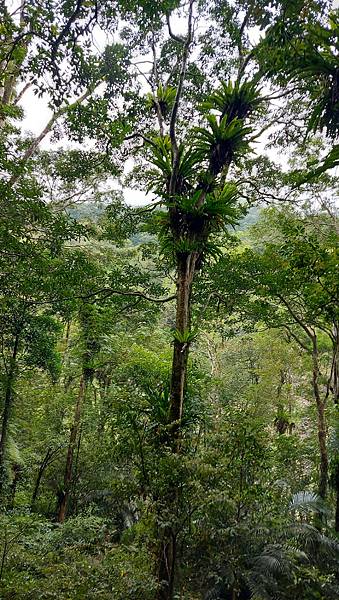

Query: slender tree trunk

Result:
[0,1,28,129]
[0,536,8,582]
[169,252,197,435]
[316,400,328,500]
[312,336,328,499]
[9,464,21,509]
[57,374,86,523]
[332,323,339,531]
[156,530,177,600]
[335,463,339,533]
[333,322,339,405]
[31,456,49,510]
[71,424,82,516]
[31,447,61,510]
[156,252,197,600]
[0,333,20,499]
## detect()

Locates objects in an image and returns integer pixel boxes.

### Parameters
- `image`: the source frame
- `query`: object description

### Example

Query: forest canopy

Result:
[0,1,338,599]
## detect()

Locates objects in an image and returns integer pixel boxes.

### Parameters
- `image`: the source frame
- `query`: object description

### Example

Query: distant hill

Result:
[68,201,261,233]
[67,202,106,222]
[236,206,261,230]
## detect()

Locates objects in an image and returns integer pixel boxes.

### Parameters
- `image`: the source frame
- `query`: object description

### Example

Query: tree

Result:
[204,206,338,503]
[0,182,90,500]
[256,1,339,178]
[0,1,338,599]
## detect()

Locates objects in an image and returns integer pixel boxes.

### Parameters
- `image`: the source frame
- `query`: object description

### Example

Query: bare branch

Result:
[237,9,251,78]
[284,325,310,352]
[151,40,165,137]
[125,132,158,149]
[166,13,185,44]
[13,81,32,104]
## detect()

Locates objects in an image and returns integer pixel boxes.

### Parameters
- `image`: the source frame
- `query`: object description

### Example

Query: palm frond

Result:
[289,491,329,515]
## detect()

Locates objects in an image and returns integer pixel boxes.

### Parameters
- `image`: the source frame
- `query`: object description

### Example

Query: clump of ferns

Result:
[146,135,200,197]
[144,383,201,445]
[144,383,171,446]
[193,79,262,176]
[193,114,253,176]
[146,180,241,261]
[281,39,339,140]
[306,62,339,139]
[176,184,241,231]
[199,79,263,123]
[145,84,176,119]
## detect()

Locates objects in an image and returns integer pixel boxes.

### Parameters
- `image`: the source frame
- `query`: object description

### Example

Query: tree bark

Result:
[8,464,22,509]
[57,374,86,523]
[156,530,177,600]
[333,321,339,405]
[0,1,28,129]
[0,333,20,499]
[331,323,339,530]
[169,252,197,435]
[335,462,339,533]
[312,336,328,499]
[155,250,198,600]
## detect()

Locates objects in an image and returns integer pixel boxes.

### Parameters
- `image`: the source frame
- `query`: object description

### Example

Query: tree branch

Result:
[166,13,185,44]
[169,0,194,194]
[84,288,176,304]
[284,325,310,352]
[278,295,314,340]
[9,86,94,185]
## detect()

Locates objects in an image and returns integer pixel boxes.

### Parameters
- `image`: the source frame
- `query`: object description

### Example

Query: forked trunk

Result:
[31,447,60,510]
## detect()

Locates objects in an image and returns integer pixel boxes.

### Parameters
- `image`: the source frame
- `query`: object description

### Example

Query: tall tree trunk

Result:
[335,462,339,533]
[331,323,339,529]
[169,252,197,436]
[156,530,177,600]
[333,321,339,406]
[312,336,328,499]
[156,252,197,600]
[57,374,86,523]
[0,0,28,129]
[0,333,20,499]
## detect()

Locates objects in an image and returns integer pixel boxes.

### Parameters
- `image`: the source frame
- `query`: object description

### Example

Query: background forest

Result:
[0,0,338,599]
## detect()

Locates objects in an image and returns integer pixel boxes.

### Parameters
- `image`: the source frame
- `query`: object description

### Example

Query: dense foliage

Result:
[0,1,338,599]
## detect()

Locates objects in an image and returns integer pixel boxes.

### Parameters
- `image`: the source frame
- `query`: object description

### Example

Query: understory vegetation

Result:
[0,0,338,598]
